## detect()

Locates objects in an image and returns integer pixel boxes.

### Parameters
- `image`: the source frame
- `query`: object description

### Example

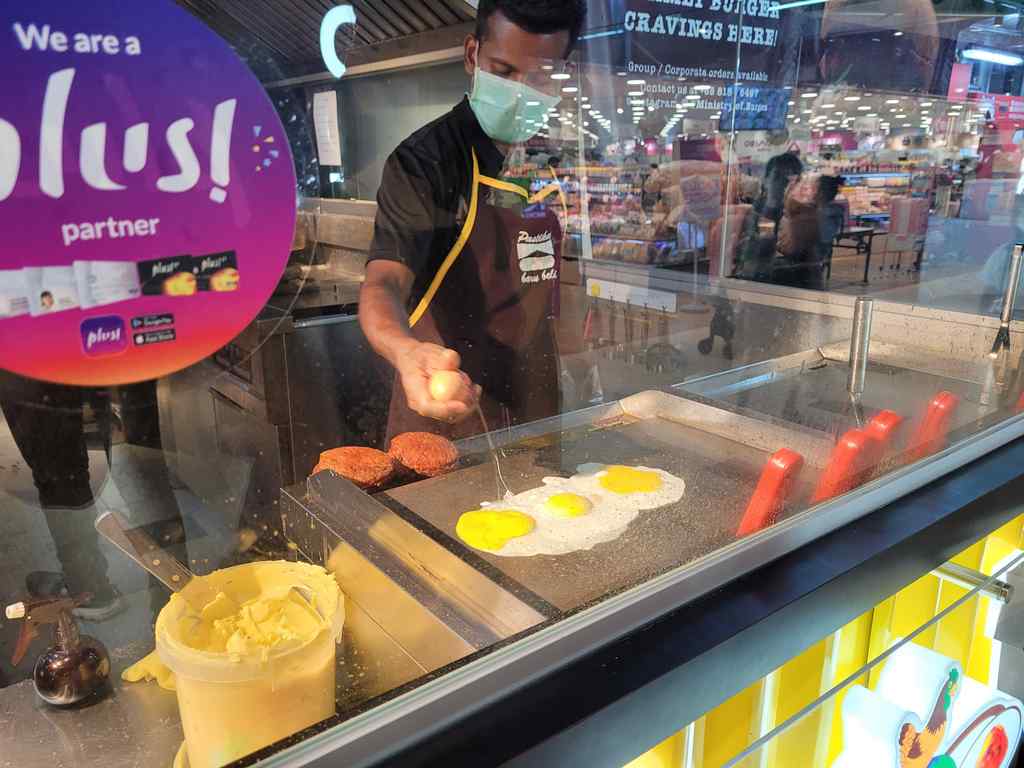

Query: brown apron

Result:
[386,150,565,441]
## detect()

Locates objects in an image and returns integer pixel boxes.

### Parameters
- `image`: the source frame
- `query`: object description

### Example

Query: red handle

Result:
[863,409,905,470]
[813,428,872,503]
[1015,391,1024,414]
[907,392,960,462]
[737,448,805,537]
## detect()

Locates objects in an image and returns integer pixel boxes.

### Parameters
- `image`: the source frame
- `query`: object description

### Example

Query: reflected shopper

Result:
[0,371,122,621]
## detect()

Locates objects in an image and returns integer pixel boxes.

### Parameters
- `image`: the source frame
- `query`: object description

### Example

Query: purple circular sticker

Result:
[0,0,297,385]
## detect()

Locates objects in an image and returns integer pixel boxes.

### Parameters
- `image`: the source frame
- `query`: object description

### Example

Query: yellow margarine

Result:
[123,650,177,691]
[123,561,344,768]
[181,589,324,662]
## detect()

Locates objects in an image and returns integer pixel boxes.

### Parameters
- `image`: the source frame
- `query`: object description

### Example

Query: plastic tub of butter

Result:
[155,561,344,768]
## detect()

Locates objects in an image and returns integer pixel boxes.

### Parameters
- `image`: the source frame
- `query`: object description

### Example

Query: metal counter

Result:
[380,391,829,612]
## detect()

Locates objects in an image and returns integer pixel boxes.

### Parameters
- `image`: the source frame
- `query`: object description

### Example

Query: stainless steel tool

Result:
[847,297,874,427]
[990,243,1024,359]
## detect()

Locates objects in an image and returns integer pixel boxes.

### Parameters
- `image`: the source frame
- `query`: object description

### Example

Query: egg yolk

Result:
[456,509,535,552]
[544,492,592,518]
[599,466,663,494]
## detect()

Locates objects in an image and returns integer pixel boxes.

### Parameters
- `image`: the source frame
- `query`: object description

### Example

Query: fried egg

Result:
[456,508,535,552]
[455,465,686,557]
[569,464,686,511]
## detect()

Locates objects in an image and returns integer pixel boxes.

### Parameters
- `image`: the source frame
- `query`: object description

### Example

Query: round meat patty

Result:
[388,432,459,478]
[313,446,396,489]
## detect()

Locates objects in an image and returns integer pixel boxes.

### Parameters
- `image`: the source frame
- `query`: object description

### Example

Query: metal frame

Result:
[240,406,1024,767]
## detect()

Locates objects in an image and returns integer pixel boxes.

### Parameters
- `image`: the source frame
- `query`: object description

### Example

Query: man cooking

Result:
[359,0,586,441]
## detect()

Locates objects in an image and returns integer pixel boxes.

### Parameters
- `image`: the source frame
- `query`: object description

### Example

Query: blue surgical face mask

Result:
[468,63,561,144]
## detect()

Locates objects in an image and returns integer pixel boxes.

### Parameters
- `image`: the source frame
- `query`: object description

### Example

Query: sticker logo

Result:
[81,315,127,357]
[0,1,296,386]
[516,231,557,284]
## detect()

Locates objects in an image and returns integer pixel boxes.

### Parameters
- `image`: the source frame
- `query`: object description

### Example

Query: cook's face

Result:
[464,11,572,96]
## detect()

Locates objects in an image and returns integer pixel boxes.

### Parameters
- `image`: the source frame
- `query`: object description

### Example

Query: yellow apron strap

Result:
[529,183,560,204]
[408,151,545,329]
[527,167,568,219]
[408,150,482,329]
[480,175,529,199]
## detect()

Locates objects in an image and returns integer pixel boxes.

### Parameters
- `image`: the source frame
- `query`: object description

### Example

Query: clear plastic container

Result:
[155,561,345,768]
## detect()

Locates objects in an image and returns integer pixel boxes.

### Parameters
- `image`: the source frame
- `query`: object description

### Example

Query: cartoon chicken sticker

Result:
[899,670,960,768]
[833,644,1022,768]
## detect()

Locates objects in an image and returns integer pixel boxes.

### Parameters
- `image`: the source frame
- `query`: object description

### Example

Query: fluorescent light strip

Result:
[963,48,1023,66]
[777,0,826,9]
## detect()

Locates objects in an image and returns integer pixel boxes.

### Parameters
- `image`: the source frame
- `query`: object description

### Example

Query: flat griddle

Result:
[377,391,830,613]
[696,357,992,439]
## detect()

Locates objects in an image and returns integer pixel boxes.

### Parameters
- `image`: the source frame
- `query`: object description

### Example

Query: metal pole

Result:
[847,297,874,401]
[990,243,1023,358]
[1001,244,1024,327]
[934,562,1014,604]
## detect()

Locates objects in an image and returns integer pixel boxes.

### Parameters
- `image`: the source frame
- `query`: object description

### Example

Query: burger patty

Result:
[313,446,396,489]
[389,432,459,478]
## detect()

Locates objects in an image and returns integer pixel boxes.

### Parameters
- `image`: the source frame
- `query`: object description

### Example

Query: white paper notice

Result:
[313,90,342,167]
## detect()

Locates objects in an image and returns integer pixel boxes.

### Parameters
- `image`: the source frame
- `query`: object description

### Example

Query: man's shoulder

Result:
[391,102,468,173]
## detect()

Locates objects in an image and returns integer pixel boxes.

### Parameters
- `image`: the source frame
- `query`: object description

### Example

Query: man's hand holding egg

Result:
[394,341,480,423]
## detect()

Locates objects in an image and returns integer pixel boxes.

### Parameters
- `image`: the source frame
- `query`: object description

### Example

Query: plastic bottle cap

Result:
[5,602,26,620]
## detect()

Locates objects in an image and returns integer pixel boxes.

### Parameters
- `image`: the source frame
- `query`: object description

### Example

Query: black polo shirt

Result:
[368,97,505,310]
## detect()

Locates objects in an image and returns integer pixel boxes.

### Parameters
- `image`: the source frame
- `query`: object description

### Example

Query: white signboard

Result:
[313,90,342,167]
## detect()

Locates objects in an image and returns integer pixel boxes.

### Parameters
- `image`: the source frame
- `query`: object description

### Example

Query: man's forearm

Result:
[358,283,418,367]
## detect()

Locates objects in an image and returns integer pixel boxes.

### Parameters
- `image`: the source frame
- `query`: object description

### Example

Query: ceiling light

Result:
[821,103,836,109]
[844,95,861,102]
[541,64,553,71]
[895,113,906,118]
[802,109,813,114]
[563,86,578,93]
[788,100,796,106]
[885,99,899,104]
[902,123,912,127]
[527,101,540,107]
[920,101,933,107]
[963,48,1023,66]
[617,107,624,114]
[894,31,903,37]
[628,90,644,97]
[551,73,571,81]
[687,94,700,100]
[627,79,646,86]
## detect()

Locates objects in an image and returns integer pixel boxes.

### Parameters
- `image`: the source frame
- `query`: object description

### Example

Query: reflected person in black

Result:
[734,152,803,282]
[735,155,846,291]
[0,372,122,621]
